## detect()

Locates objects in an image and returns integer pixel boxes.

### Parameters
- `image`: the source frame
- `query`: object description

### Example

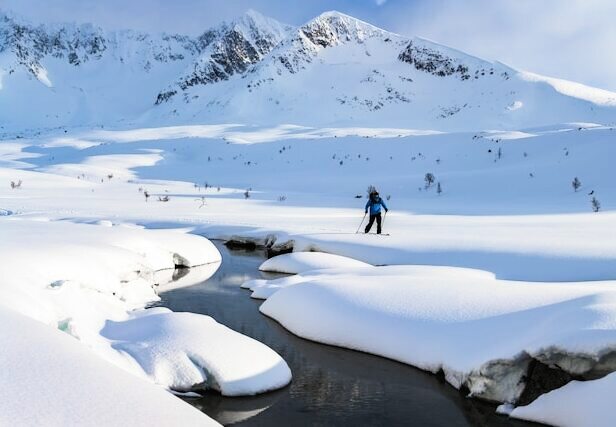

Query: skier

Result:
[364,191,388,234]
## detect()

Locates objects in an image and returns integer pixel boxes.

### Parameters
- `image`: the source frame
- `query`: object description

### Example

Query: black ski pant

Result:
[365,213,382,234]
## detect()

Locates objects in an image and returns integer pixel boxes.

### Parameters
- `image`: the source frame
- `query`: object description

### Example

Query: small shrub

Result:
[424,173,435,189]
[572,177,581,192]
[592,197,601,213]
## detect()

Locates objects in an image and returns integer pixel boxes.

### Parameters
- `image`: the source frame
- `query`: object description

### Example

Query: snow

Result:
[101,308,291,396]
[510,373,616,426]
[1,7,616,424]
[259,252,371,274]
[0,304,218,427]
[253,264,616,403]
[520,71,616,107]
[0,216,290,423]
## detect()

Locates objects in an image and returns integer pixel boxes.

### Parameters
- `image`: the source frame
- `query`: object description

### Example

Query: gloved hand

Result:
[365,210,368,214]
[385,208,389,212]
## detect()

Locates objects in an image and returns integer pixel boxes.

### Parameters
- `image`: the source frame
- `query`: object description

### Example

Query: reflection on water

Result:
[158,242,538,427]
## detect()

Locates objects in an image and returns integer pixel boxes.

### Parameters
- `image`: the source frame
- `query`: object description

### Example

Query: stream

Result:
[156,242,537,426]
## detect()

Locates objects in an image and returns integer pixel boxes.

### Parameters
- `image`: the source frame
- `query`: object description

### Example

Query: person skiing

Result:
[364,190,388,234]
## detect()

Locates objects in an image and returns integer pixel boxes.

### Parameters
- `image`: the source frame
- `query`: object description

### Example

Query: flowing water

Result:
[157,242,538,426]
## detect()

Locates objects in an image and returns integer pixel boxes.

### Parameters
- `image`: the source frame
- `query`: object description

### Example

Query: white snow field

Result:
[2,6,616,426]
[1,121,616,424]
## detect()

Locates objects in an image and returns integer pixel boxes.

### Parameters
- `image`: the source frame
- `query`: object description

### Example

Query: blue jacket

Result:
[365,197,388,215]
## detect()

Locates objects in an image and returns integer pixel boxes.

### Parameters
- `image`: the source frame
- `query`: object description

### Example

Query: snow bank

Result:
[510,373,616,426]
[259,251,371,274]
[0,305,218,427]
[251,265,616,403]
[0,216,290,422]
[102,308,292,396]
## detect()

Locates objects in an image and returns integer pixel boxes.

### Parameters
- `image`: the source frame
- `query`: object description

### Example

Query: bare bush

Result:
[424,173,435,189]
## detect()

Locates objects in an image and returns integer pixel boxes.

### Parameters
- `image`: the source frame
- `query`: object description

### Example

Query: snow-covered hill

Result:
[1,10,615,131]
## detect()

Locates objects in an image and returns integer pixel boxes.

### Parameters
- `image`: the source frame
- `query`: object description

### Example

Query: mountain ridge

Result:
[0,9,614,131]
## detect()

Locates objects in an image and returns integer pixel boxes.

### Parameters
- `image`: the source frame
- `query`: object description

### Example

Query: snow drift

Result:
[246,262,616,406]
[0,216,291,424]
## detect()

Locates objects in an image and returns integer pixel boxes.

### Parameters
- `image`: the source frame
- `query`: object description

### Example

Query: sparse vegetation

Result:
[592,197,601,213]
[424,173,435,189]
[10,180,22,189]
[572,177,581,192]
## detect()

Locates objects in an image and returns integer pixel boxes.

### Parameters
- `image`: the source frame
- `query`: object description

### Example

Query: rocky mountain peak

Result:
[300,10,391,48]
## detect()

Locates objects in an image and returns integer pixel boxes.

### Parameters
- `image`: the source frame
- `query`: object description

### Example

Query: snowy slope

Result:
[1,10,615,131]
[0,305,219,427]
[0,10,290,129]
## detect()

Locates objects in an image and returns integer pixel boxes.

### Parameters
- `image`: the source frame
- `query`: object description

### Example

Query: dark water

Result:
[158,242,537,427]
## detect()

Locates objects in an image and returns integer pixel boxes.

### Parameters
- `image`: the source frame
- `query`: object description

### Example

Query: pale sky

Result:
[1,0,615,91]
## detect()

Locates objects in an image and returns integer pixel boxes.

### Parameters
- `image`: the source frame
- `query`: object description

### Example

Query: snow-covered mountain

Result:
[1,10,615,130]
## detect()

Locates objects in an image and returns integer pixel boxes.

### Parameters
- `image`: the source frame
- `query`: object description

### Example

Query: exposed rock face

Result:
[0,15,107,75]
[399,40,471,80]
[156,11,291,103]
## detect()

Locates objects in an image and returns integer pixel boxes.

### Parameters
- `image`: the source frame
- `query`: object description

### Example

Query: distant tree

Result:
[572,177,581,192]
[144,190,150,202]
[437,182,442,195]
[424,173,435,189]
[592,197,601,213]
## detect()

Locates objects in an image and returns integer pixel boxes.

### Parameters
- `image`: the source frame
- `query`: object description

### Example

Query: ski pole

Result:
[382,210,387,229]
[355,213,367,234]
